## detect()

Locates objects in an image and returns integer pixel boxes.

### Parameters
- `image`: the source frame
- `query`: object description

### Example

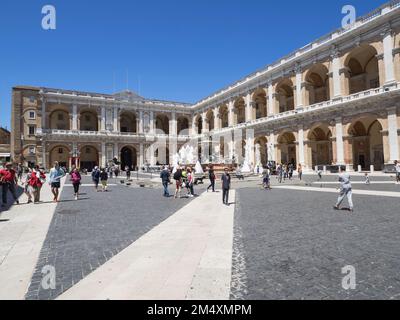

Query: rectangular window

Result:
[29,96,35,103]
[29,111,36,119]
[29,147,36,155]
[28,126,36,135]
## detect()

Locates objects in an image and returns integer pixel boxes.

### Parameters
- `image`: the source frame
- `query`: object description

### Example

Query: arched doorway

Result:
[255,137,268,167]
[156,114,169,134]
[349,117,383,171]
[278,132,297,165]
[276,79,294,113]
[305,64,330,105]
[80,146,99,171]
[345,44,380,94]
[234,98,246,124]
[253,89,268,119]
[49,146,70,169]
[219,105,229,128]
[177,117,189,135]
[307,125,333,168]
[120,112,137,133]
[80,111,99,131]
[121,146,137,171]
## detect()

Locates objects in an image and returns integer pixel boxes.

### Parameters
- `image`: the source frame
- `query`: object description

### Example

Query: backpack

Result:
[173,171,181,181]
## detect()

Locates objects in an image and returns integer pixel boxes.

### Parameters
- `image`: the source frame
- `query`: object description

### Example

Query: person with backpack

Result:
[100,168,109,192]
[26,169,45,204]
[207,166,216,192]
[70,167,82,200]
[92,166,100,192]
[173,166,183,199]
[33,165,46,203]
[160,166,171,197]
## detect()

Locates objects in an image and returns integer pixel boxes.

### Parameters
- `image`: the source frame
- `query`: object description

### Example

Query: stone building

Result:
[0,127,11,164]
[11,1,400,172]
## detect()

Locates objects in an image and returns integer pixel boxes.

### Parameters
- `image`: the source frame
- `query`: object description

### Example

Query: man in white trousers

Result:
[333,167,354,213]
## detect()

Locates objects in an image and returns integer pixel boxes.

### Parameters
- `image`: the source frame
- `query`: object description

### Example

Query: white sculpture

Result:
[195,161,204,174]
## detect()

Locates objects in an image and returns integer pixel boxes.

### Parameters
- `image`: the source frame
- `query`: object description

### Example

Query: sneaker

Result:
[16,200,20,205]
[333,206,340,210]
[75,196,78,201]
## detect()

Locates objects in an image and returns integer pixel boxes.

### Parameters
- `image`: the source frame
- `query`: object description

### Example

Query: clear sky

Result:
[0,0,388,129]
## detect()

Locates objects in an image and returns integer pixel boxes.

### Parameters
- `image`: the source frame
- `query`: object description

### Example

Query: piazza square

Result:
[1,0,400,305]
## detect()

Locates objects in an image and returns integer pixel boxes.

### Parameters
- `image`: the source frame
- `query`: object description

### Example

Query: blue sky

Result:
[0,0,388,128]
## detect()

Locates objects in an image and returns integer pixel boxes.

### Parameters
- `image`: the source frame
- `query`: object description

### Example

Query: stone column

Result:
[331,47,342,97]
[335,118,345,165]
[139,144,144,167]
[387,107,399,163]
[268,133,276,162]
[382,26,396,84]
[202,112,208,133]
[101,142,106,167]
[268,82,275,115]
[295,65,304,108]
[245,93,253,122]
[113,143,119,160]
[150,111,155,134]
[72,104,78,131]
[40,98,46,131]
[169,112,177,136]
[113,107,119,132]
[101,106,106,132]
[213,107,220,131]
[298,125,305,166]
[228,101,235,127]
[192,116,197,135]
[139,110,144,133]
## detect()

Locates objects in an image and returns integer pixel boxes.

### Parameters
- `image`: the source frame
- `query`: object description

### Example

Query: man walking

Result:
[160,166,171,197]
[49,161,66,202]
[92,166,100,191]
[207,166,216,192]
[0,163,19,208]
[333,167,354,213]
[221,168,231,206]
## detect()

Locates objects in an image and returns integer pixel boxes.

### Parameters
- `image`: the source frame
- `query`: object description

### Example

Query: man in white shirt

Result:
[333,167,353,213]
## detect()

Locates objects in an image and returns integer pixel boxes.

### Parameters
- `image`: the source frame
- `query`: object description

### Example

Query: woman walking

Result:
[173,166,183,199]
[33,165,46,203]
[187,168,194,198]
[70,167,82,200]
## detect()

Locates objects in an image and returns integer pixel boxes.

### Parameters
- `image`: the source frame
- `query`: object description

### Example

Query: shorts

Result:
[175,180,181,188]
[51,182,61,189]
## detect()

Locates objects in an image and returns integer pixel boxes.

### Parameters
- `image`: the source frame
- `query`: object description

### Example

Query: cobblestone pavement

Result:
[25,176,200,300]
[231,187,400,300]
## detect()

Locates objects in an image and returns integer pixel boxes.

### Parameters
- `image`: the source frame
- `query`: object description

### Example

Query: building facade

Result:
[0,127,11,164]
[11,1,400,172]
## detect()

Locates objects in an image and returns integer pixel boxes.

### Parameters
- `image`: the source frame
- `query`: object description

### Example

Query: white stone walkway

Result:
[274,185,400,198]
[59,190,235,300]
[0,179,65,300]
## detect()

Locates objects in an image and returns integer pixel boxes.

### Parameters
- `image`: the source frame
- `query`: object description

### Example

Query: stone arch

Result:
[80,145,99,171]
[120,111,137,133]
[120,145,138,171]
[252,89,268,119]
[79,110,99,131]
[177,116,190,135]
[206,109,214,131]
[234,97,246,124]
[276,79,294,113]
[155,114,170,135]
[219,105,229,128]
[344,44,380,94]
[49,145,71,169]
[254,136,268,166]
[348,115,384,171]
[195,114,203,134]
[277,131,297,165]
[306,124,333,168]
[49,110,70,130]
[304,64,330,105]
